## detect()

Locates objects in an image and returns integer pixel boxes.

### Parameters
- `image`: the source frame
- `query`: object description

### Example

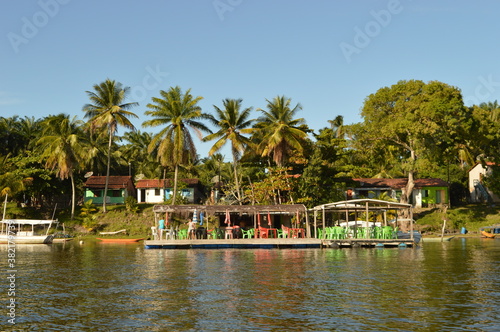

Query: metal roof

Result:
[312,199,412,211]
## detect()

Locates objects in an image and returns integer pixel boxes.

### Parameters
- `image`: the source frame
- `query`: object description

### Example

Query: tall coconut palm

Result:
[203,98,253,203]
[328,115,345,139]
[479,100,500,122]
[82,79,138,212]
[120,130,160,179]
[143,86,211,204]
[255,95,308,167]
[37,114,88,219]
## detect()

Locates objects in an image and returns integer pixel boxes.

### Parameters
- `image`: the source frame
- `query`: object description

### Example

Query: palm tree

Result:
[203,98,253,203]
[143,86,211,204]
[37,114,87,219]
[255,95,308,167]
[82,79,138,212]
[479,100,500,122]
[120,131,161,179]
[328,115,345,139]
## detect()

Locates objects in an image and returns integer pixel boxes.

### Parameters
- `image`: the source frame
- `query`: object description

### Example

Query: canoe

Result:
[480,231,496,239]
[422,236,455,242]
[97,238,144,243]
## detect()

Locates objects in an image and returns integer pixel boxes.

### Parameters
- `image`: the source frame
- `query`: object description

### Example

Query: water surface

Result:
[1,238,499,331]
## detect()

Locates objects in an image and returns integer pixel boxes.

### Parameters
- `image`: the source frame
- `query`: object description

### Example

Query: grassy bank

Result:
[414,204,500,234]
[2,202,156,238]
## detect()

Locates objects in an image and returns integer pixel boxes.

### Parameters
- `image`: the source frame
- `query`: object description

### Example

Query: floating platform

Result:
[144,238,418,249]
[144,238,322,249]
[322,238,418,248]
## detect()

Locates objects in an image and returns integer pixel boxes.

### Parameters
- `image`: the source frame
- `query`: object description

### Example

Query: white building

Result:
[135,179,203,204]
[468,162,500,203]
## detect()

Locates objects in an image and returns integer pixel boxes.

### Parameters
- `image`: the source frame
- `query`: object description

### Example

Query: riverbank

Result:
[4,202,500,238]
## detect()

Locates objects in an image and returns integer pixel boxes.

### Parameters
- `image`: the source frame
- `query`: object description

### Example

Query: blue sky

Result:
[2,0,500,159]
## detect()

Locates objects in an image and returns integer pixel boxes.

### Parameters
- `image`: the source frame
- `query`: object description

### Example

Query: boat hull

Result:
[0,234,54,244]
[481,231,496,238]
[422,236,455,242]
[397,231,422,244]
[97,238,144,243]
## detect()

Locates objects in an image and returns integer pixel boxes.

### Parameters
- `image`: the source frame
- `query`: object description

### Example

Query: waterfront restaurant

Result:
[311,198,414,239]
[152,204,311,239]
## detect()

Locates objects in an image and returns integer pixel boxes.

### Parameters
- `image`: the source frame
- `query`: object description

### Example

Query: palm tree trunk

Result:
[232,149,242,205]
[172,164,179,205]
[399,149,416,231]
[103,132,113,213]
[70,174,75,220]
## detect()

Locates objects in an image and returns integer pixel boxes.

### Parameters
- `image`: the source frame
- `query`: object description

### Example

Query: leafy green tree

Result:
[82,79,138,213]
[254,96,309,167]
[298,126,353,207]
[36,114,88,219]
[358,80,468,228]
[203,98,253,203]
[143,86,211,204]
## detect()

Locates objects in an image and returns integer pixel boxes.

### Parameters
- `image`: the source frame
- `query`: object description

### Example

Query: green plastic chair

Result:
[177,229,188,240]
[336,227,347,239]
[382,226,393,239]
[242,228,255,239]
[325,227,335,239]
[317,228,323,239]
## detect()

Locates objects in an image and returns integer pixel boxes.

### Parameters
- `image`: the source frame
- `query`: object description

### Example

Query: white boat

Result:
[0,219,56,244]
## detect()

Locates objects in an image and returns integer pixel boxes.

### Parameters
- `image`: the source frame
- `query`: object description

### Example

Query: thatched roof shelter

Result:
[311,199,413,238]
[153,204,311,237]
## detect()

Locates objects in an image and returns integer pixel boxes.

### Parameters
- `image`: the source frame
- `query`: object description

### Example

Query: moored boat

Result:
[422,235,455,242]
[0,219,56,244]
[480,230,496,238]
[396,230,422,243]
[97,238,144,243]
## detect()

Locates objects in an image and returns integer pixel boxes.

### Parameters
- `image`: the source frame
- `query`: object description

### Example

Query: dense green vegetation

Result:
[2,79,500,233]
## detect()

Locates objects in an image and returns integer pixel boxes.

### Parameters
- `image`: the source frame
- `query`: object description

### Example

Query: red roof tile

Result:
[85,176,133,189]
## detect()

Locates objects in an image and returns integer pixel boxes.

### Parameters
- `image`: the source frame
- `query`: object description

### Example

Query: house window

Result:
[112,190,122,197]
[435,190,443,204]
[181,189,193,198]
[154,188,161,196]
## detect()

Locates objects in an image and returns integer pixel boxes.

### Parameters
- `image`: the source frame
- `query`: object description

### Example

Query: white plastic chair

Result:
[151,226,158,240]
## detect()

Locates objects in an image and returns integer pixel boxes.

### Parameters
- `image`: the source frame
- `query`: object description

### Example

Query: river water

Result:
[1,238,499,331]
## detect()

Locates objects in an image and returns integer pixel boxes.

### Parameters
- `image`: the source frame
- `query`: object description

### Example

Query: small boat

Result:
[0,219,56,244]
[99,229,127,235]
[480,231,496,239]
[96,238,144,243]
[422,236,455,242]
[397,230,422,243]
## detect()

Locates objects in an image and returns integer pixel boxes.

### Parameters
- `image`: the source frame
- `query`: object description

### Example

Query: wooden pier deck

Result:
[144,238,418,249]
[322,238,418,248]
[144,238,322,249]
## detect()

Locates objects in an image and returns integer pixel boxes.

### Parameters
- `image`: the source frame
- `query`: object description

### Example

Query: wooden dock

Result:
[322,238,418,248]
[144,238,322,249]
[144,238,418,249]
